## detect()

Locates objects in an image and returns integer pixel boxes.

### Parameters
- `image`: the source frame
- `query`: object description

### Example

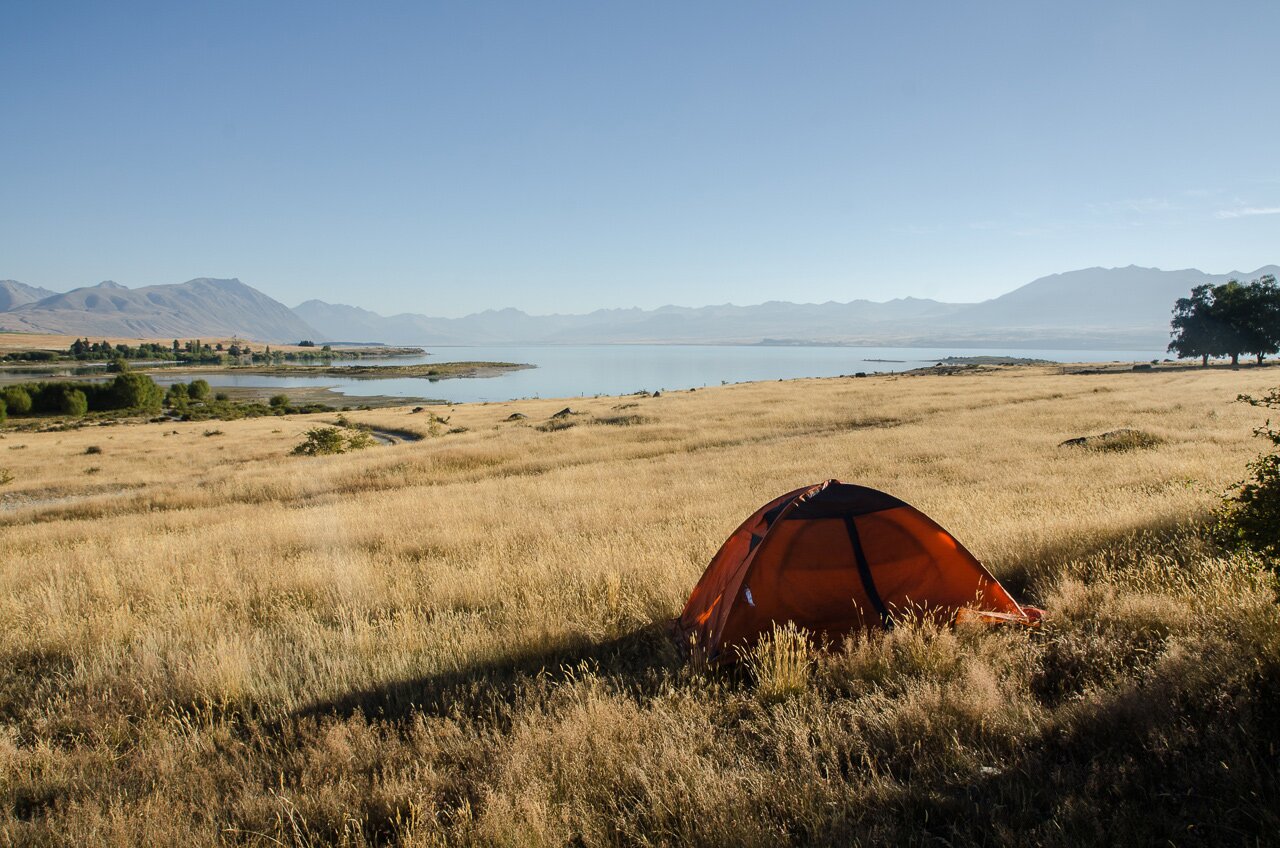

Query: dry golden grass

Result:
[1,365,1278,846]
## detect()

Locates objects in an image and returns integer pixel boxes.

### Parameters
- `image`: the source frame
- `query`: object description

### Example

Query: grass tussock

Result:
[745,621,815,702]
[1061,427,1165,452]
[593,414,656,427]
[0,366,1278,845]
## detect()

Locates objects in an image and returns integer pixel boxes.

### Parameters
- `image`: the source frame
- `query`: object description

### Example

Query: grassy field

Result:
[2,365,1278,846]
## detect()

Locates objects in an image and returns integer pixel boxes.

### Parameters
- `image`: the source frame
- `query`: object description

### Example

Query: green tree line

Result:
[1169,274,1280,365]
[0,373,164,422]
[60,337,338,365]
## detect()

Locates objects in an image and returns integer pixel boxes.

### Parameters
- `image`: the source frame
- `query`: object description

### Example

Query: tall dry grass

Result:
[1,364,1278,846]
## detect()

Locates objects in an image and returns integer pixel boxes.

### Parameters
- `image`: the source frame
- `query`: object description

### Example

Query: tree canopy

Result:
[1169,275,1280,365]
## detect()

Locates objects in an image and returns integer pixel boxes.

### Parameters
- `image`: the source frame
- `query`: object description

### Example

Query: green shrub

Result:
[60,388,88,417]
[109,373,163,412]
[214,392,230,401]
[189,379,211,401]
[0,397,6,425]
[166,383,190,408]
[291,426,348,456]
[291,425,376,456]
[269,394,289,408]
[1,386,32,415]
[1221,388,1280,560]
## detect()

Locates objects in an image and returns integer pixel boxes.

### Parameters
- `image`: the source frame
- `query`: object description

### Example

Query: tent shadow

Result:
[292,622,681,725]
[988,513,1213,603]
[855,656,1280,845]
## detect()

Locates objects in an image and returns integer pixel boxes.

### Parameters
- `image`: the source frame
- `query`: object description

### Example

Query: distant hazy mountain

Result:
[953,265,1280,331]
[295,296,973,346]
[0,278,320,342]
[5,265,1272,348]
[0,280,56,311]
[295,265,1278,348]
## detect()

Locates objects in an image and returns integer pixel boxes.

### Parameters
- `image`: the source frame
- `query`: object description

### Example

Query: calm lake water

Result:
[4,345,1167,404]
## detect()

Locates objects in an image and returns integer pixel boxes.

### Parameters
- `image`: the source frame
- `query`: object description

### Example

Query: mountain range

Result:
[2,265,1275,348]
[0,278,316,342]
[293,265,1279,348]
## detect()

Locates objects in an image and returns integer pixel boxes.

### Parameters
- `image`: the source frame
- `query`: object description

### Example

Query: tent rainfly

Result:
[676,480,1042,661]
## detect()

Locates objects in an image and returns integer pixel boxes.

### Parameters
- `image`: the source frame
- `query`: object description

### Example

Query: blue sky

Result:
[2,1,1277,316]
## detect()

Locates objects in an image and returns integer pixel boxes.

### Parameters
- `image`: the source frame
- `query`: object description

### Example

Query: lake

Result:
[135,344,1166,404]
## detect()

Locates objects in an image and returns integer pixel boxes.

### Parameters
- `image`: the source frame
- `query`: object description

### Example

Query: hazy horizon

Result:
[7,261,1280,321]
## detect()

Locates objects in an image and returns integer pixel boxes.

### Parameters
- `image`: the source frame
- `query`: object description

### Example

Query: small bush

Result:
[60,388,88,417]
[84,445,103,455]
[1,386,32,415]
[214,392,230,402]
[0,398,5,425]
[189,379,211,401]
[291,426,375,456]
[203,429,224,437]
[292,427,347,455]
[270,394,289,408]
[0,468,13,485]
[1220,388,1280,559]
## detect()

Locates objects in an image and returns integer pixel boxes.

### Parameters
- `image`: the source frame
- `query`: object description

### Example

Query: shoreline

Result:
[138,360,534,380]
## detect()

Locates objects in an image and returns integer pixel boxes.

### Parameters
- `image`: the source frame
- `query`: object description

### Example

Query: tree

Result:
[1,386,32,415]
[1241,275,1280,364]
[188,379,211,401]
[109,373,163,412]
[1168,285,1221,365]
[1214,280,1254,366]
[166,382,190,408]
[60,388,88,417]
[1169,276,1280,366]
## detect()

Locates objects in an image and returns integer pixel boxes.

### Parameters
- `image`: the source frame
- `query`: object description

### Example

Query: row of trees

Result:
[0,373,164,421]
[65,338,336,365]
[1169,274,1280,365]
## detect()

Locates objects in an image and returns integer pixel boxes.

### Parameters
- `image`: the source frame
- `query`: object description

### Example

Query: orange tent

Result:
[677,480,1040,660]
